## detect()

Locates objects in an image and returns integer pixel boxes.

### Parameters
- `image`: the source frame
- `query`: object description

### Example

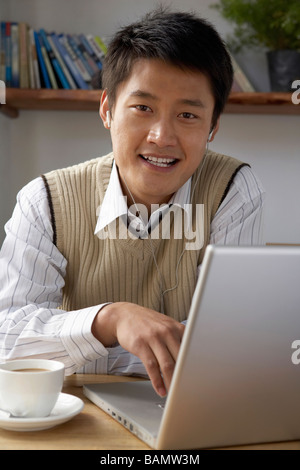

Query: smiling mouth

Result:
[139,154,178,168]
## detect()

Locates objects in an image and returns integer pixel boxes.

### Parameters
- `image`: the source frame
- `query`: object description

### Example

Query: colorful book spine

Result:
[47,34,77,89]
[0,22,5,81]
[86,34,105,62]
[5,22,12,87]
[19,23,29,88]
[11,22,19,87]
[60,33,91,85]
[1,21,107,89]
[27,27,35,88]
[39,31,58,89]
[94,35,107,56]
[50,33,89,89]
[29,28,41,89]
[72,34,99,75]
[67,34,94,79]
[78,33,102,70]
[34,31,51,88]
[40,29,70,89]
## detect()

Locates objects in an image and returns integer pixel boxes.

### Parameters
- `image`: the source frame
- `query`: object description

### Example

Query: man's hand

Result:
[91,302,185,397]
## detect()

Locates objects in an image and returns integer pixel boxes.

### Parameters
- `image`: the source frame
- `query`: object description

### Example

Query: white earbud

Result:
[106,111,111,128]
[208,129,214,141]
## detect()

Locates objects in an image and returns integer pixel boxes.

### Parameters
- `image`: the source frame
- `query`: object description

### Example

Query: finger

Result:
[150,341,177,393]
[162,322,185,363]
[147,322,185,394]
[140,346,167,397]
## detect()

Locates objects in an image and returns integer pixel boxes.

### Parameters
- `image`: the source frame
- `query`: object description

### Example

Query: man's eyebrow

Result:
[128,90,158,100]
[179,98,206,108]
[128,90,206,108]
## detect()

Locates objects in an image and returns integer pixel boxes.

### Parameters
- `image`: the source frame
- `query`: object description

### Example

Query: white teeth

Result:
[149,161,169,167]
[141,155,176,167]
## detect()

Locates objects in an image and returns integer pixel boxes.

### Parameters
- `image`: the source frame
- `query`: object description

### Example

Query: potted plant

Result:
[211,0,300,91]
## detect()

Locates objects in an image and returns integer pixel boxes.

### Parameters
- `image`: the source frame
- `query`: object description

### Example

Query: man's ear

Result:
[208,117,220,142]
[99,89,111,129]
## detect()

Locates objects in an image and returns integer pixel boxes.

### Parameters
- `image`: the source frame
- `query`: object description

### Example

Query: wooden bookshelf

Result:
[225,91,300,115]
[0,89,299,118]
[0,88,101,118]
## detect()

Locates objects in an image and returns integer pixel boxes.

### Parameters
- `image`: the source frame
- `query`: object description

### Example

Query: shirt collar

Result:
[94,160,191,236]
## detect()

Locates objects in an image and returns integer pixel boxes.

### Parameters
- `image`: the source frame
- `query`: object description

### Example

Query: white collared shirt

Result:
[95,161,191,239]
[0,161,265,377]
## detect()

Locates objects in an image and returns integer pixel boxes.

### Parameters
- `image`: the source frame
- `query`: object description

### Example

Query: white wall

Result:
[212,114,300,244]
[0,0,299,244]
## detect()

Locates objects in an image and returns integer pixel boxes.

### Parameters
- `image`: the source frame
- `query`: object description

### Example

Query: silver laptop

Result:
[83,245,300,449]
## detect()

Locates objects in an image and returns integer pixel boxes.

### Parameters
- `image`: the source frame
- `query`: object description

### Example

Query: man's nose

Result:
[146,118,177,147]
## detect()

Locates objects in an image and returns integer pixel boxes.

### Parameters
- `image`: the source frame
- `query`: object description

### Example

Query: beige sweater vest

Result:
[42,151,247,321]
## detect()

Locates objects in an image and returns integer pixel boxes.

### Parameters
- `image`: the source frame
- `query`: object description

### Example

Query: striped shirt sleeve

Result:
[0,177,108,375]
[210,165,265,245]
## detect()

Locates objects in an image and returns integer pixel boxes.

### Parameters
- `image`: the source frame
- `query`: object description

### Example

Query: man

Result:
[0,9,265,397]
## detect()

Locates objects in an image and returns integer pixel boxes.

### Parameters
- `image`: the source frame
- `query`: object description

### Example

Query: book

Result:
[29,28,41,89]
[73,34,100,74]
[50,33,89,89]
[1,20,106,90]
[94,35,107,56]
[27,27,36,88]
[4,22,12,87]
[11,22,19,87]
[39,31,58,89]
[40,29,70,89]
[0,22,5,81]
[34,31,51,88]
[61,33,91,85]
[78,33,102,70]
[19,22,29,88]
[47,33,76,89]
[231,77,243,92]
[230,54,255,92]
[67,34,95,79]
[86,34,106,62]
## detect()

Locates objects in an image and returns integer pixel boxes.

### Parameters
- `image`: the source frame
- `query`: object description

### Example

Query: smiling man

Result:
[101,59,216,211]
[0,9,265,397]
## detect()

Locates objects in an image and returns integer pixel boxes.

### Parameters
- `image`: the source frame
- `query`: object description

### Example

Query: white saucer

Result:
[0,393,84,432]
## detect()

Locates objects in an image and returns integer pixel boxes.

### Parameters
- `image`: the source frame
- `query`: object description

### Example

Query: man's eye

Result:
[179,112,196,119]
[136,105,151,112]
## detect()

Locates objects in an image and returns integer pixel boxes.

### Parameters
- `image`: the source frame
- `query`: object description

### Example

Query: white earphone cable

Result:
[122,146,209,314]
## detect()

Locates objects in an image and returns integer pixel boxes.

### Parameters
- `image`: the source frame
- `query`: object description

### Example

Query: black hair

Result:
[102,7,233,129]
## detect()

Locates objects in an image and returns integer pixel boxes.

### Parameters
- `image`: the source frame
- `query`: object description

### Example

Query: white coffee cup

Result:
[0,359,65,418]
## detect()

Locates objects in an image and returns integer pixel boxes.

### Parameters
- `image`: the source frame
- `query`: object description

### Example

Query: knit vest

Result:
[42,151,248,321]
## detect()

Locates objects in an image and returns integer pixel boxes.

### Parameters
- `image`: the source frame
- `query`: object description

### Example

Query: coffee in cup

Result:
[0,359,65,418]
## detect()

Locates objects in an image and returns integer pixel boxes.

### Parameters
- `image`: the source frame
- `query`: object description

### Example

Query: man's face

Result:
[100,58,218,211]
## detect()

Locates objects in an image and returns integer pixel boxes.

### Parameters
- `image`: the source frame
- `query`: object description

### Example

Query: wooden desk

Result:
[0,374,149,450]
[1,374,300,450]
